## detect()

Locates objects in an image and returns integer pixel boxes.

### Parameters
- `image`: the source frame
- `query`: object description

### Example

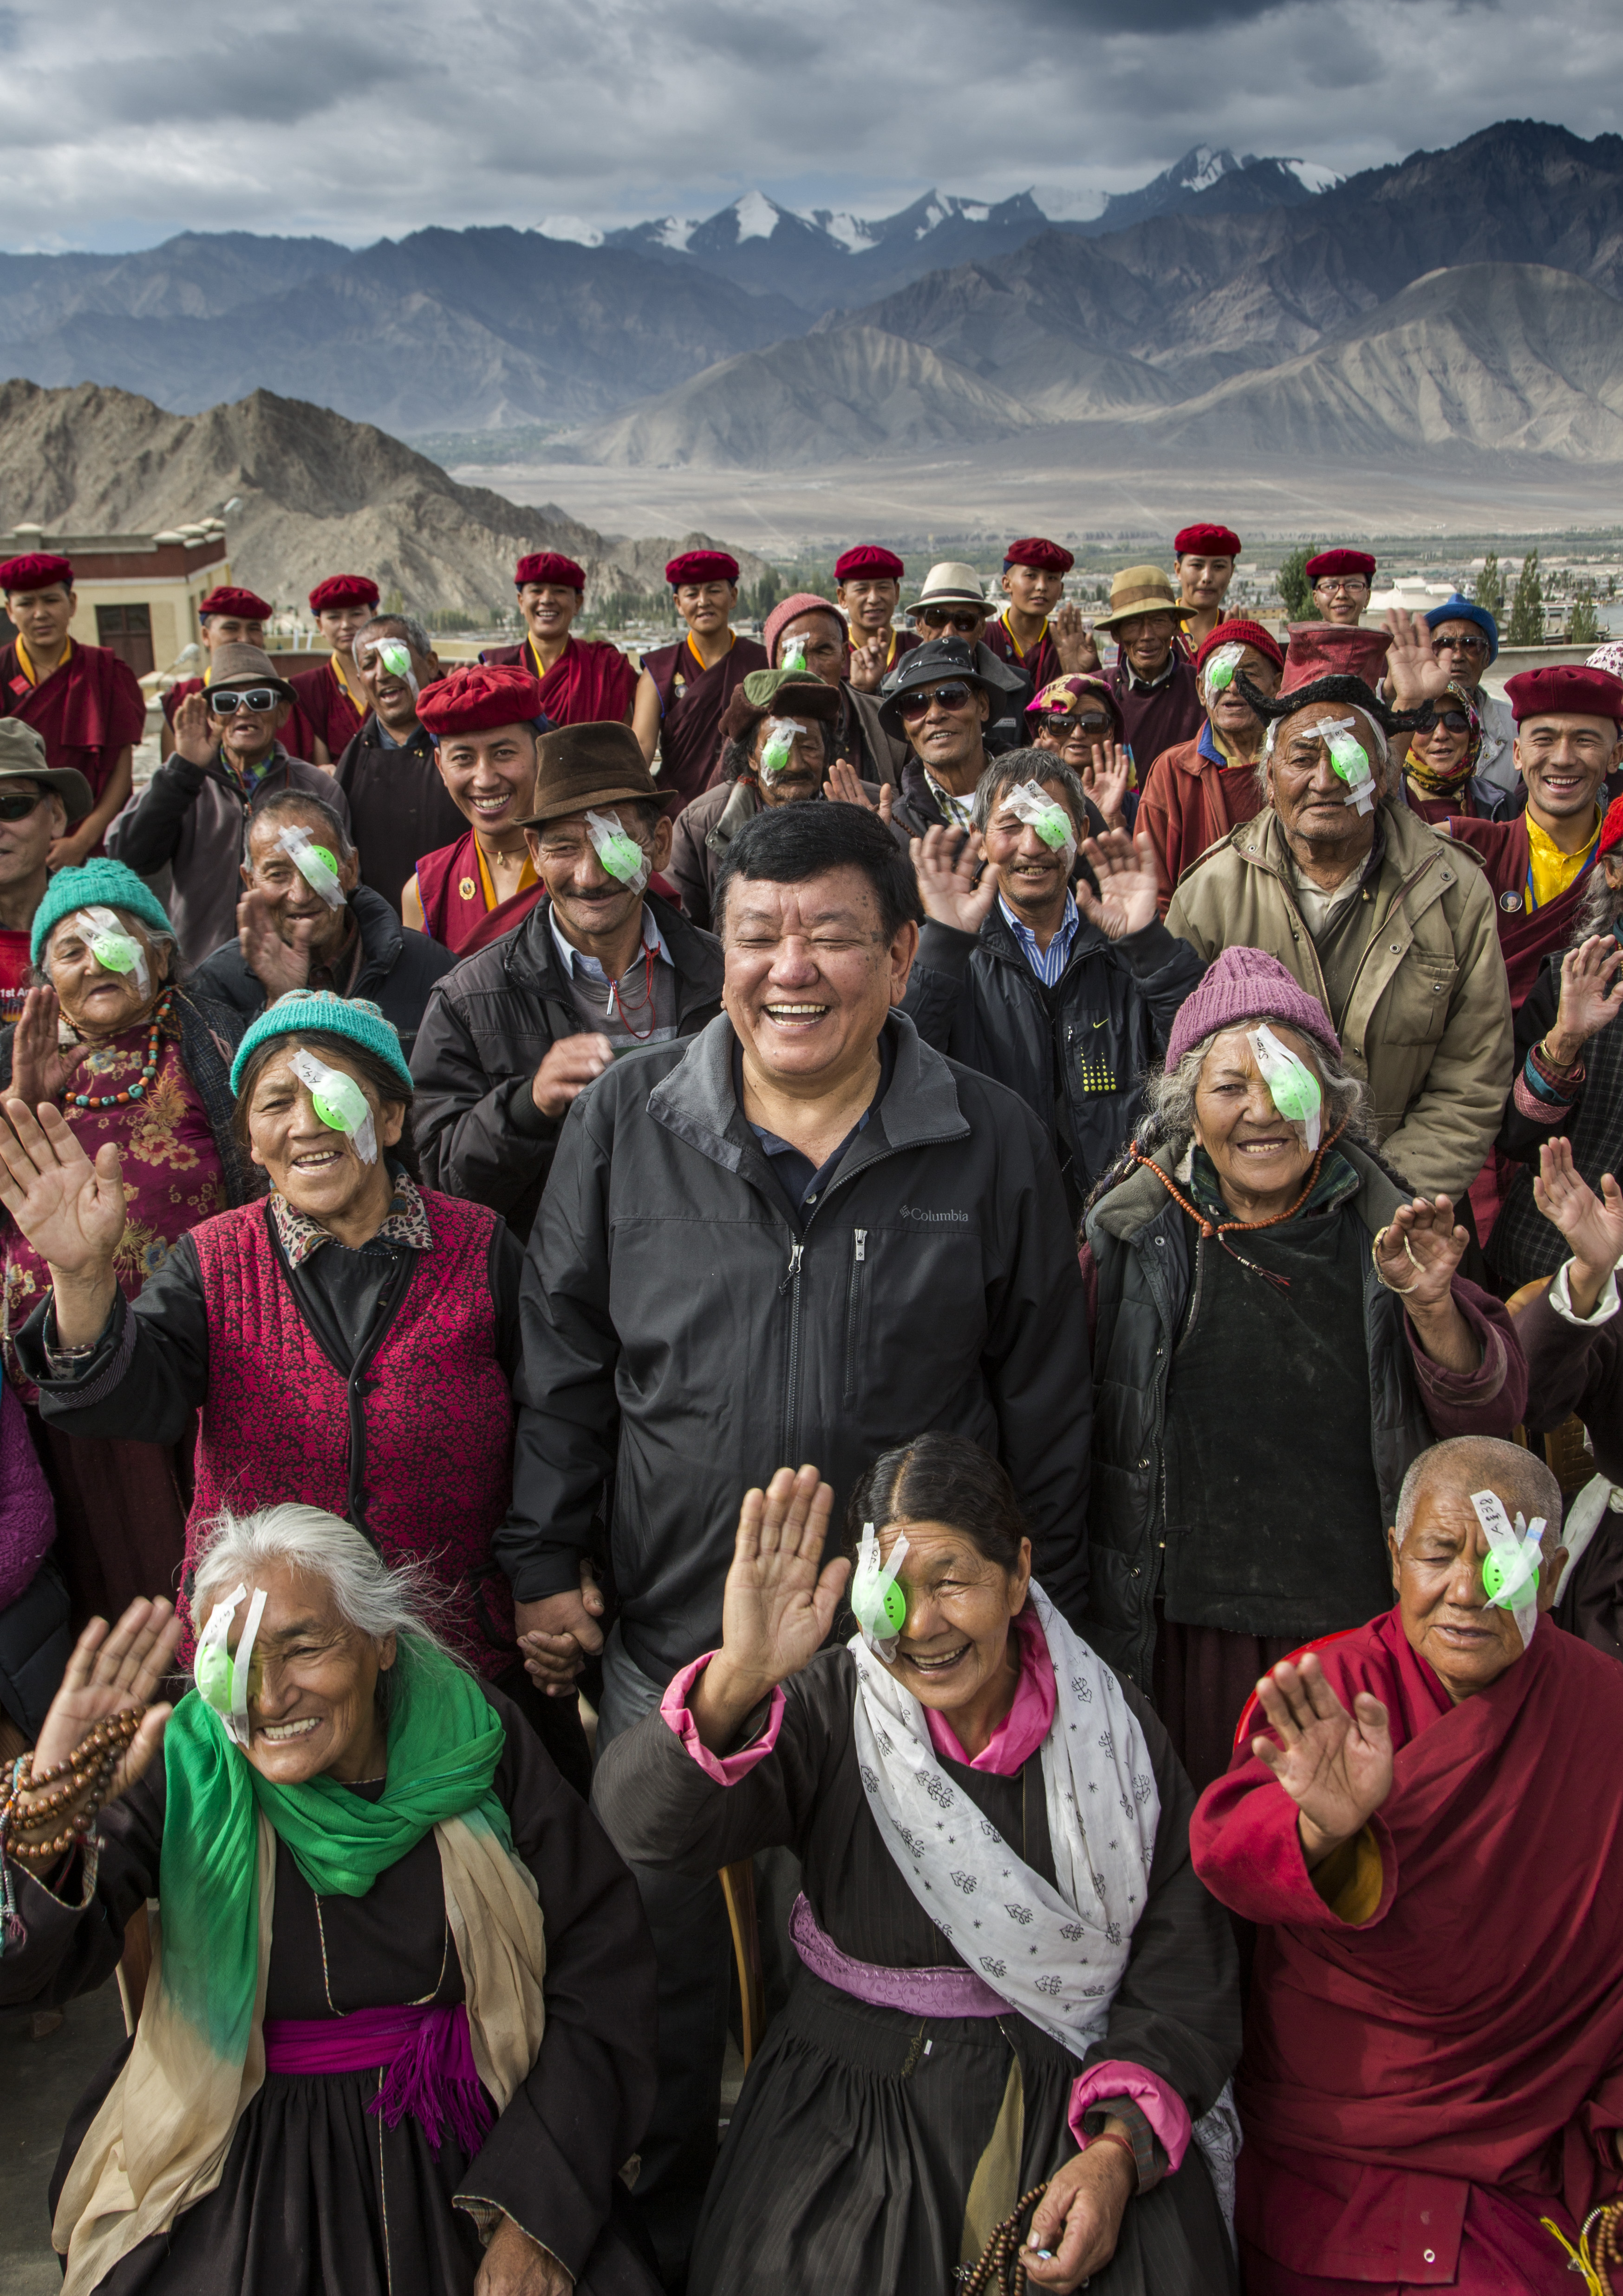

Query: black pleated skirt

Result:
[688,1970,1236,2296]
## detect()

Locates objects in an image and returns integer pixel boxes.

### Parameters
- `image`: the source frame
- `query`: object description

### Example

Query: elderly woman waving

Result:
[0,1507,658,2295]
[595,1434,1241,2296]
[0,987,589,1794]
[1080,947,1528,1791]
[0,859,252,1627]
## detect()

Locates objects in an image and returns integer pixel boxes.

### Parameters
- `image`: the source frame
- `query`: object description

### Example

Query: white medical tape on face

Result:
[851,1523,910,1662]
[759,717,808,783]
[1471,1489,1547,1649]
[195,1581,267,1746]
[585,808,651,894]
[1303,713,1377,815]
[363,635,418,698]
[1000,779,1077,867]
[288,1046,378,1164]
[277,824,346,909]
[778,633,809,672]
[1249,1023,1323,1151]
[77,906,150,998]
[1202,642,1246,700]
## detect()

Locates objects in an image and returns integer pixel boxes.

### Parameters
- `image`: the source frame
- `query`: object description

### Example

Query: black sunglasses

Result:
[1043,712,1111,737]
[897,681,977,720]
[0,786,46,821]
[915,608,984,634]
[1432,634,1489,655]
[1432,709,1473,734]
[208,687,283,715]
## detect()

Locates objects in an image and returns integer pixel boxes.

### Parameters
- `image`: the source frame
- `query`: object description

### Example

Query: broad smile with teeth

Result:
[902,1642,971,1675]
[259,1715,321,1740]
[763,1002,829,1027]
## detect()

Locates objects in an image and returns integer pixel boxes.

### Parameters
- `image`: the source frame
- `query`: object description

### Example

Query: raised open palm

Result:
[1382,606,1454,711]
[1251,1651,1394,1858]
[1374,1195,1467,1310]
[911,822,997,935]
[9,986,90,1107]
[1080,740,1132,828]
[1076,828,1159,941]
[718,1465,848,1689]
[0,1096,129,1274]
[1554,935,1623,1052]
[29,1598,183,1815]
[1534,1138,1623,1276]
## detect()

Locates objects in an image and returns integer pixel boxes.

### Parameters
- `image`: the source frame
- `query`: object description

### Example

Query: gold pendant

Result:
[457,877,476,902]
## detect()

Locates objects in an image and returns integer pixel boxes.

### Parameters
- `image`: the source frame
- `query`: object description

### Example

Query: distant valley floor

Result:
[450,436,1623,558]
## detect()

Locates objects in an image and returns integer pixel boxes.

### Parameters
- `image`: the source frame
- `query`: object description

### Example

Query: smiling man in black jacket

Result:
[501,800,1089,2284]
[903,749,1205,1221]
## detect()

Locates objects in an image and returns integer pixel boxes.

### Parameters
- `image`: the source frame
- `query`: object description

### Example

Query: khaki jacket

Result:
[1165,799,1512,1201]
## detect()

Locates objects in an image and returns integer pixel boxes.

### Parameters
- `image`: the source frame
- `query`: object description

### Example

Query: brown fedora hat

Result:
[1090,565,1191,631]
[517,720,664,828]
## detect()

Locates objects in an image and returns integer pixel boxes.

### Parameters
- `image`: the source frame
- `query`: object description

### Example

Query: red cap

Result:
[515,551,586,591]
[417,664,547,739]
[665,549,739,588]
[1281,622,1390,693]
[1003,537,1074,575]
[1598,792,1623,859]
[1195,619,1284,675]
[198,585,272,621]
[308,574,380,613]
[834,544,904,582]
[1304,549,1376,582]
[1174,524,1241,558]
[0,551,73,595]
[1504,664,1623,731]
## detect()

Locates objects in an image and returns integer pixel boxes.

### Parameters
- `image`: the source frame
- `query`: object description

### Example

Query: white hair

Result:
[189,1504,455,1664]
[1257,703,1395,800]
[1143,1018,1371,1156]
[1392,1438,1562,1548]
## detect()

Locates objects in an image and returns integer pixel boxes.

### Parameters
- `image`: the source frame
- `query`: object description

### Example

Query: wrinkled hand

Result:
[8,985,89,1107]
[1381,605,1453,711]
[1079,739,1132,829]
[1533,1138,1623,1313]
[1252,1651,1393,1864]
[846,636,891,693]
[910,822,996,935]
[717,1466,845,1690]
[0,1097,127,1276]
[1375,1195,1467,1312]
[1075,829,1159,941]
[1549,934,1623,1063]
[237,889,318,999]
[515,1562,605,1696]
[826,758,893,824]
[531,1034,614,1120]
[473,2214,572,2296]
[1050,603,1100,675]
[1022,2131,1135,2290]
[18,1599,182,1863]
[172,688,216,767]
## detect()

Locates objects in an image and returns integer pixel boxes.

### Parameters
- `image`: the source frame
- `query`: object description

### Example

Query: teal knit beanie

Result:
[31,860,176,967]
[228,991,415,1098]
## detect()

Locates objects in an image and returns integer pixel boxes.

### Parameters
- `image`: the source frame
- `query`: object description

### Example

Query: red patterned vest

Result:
[182,1192,517,1678]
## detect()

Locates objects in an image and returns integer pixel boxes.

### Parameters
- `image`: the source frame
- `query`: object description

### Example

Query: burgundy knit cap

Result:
[0,551,72,595]
[198,585,272,621]
[1174,524,1241,558]
[1304,549,1375,582]
[1195,619,1284,675]
[1164,946,1341,1072]
[418,663,546,738]
[665,549,738,588]
[1504,664,1623,730]
[765,592,845,667]
[1004,537,1074,574]
[309,574,379,612]
[515,551,586,591]
[835,544,904,582]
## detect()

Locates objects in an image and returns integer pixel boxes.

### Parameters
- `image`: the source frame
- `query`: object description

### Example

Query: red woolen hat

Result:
[417,663,547,739]
[1304,548,1376,582]
[835,544,905,582]
[515,551,586,591]
[0,551,73,594]
[1598,792,1623,859]
[1196,619,1284,674]
[198,585,272,621]
[1004,537,1074,575]
[1282,622,1390,692]
[1174,524,1242,558]
[308,574,380,613]
[665,549,739,588]
[1504,664,1623,730]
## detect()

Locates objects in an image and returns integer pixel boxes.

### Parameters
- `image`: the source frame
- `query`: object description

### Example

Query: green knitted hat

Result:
[31,859,175,967]
[228,991,415,1099]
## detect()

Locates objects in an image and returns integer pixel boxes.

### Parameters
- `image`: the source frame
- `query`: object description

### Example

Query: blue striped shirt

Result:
[999,893,1080,987]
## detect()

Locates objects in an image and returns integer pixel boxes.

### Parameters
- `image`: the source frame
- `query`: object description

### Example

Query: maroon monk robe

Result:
[984,612,1061,694]
[1445,815,1600,1007]
[288,656,365,759]
[478,635,637,726]
[639,631,768,811]
[1109,654,1204,778]
[1192,1607,1623,2293]
[0,639,144,812]
[415,831,541,955]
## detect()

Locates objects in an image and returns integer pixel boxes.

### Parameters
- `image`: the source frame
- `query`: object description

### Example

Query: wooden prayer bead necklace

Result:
[959,2183,1049,2294]
[1129,1119,1346,1294]
[0,1707,142,1860]
[67,988,176,1111]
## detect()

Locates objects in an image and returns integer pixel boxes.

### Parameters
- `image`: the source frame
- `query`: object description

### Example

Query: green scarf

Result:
[158,1635,509,2057]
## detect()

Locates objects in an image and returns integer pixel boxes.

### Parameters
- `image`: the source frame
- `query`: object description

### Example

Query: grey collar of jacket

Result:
[1087,1132,1407,1249]
[500,887,722,1014]
[647,1007,971,1180]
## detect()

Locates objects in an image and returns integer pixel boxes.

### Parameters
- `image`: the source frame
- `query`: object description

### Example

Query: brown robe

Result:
[0,638,145,810]
[639,633,769,811]
[1137,733,1265,916]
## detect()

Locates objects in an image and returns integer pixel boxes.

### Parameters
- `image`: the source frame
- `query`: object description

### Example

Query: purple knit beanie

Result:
[764,592,846,666]
[1165,946,1340,1071]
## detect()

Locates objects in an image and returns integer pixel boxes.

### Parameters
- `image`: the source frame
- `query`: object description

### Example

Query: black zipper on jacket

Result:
[779,1239,805,1462]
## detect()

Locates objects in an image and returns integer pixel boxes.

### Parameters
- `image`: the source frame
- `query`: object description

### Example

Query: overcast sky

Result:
[0,0,1616,253]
